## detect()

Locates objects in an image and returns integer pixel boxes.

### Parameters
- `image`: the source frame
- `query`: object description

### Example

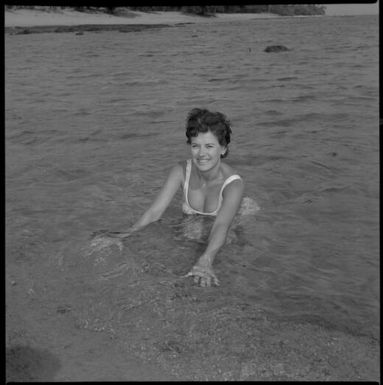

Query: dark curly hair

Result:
[185,108,232,158]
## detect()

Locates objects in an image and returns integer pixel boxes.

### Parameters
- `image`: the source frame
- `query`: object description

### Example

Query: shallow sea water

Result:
[5,15,379,380]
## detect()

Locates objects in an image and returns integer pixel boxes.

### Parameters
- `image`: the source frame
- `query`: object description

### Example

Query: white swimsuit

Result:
[182,159,242,216]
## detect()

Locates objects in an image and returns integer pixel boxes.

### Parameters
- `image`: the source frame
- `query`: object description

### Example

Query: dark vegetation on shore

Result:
[5,5,327,17]
[134,5,327,16]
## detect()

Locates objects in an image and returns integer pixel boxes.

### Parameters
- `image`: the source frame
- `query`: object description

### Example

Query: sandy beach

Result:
[5,7,278,29]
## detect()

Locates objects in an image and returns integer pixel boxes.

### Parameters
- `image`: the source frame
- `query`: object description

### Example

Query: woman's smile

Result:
[190,131,226,172]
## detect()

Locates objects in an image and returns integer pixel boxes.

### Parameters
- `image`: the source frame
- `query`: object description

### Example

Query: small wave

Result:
[231,155,288,167]
[122,79,167,86]
[318,182,353,193]
[258,98,285,104]
[54,168,90,182]
[277,76,298,81]
[310,160,333,172]
[291,94,317,102]
[208,77,230,82]
[111,70,130,77]
[119,132,160,140]
[108,97,127,104]
[83,53,100,58]
[70,136,106,144]
[73,109,92,116]
[354,44,371,51]
[66,72,97,80]
[296,112,326,121]
[130,109,167,118]
[258,119,292,128]
[264,110,283,116]
[8,128,35,137]
[294,193,324,205]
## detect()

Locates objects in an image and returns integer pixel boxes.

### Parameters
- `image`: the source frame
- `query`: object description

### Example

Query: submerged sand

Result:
[6,227,379,381]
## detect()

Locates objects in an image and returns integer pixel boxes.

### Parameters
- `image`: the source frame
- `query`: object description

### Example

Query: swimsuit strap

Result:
[220,174,242,194]
[216,174,242,210]
[183,159,192,199]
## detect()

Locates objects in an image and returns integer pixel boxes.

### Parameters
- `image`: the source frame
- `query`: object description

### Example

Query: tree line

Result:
[5,5,327,16]
[129,5,326,16]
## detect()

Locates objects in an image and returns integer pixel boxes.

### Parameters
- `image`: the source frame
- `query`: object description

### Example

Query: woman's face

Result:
[190,131,226,172]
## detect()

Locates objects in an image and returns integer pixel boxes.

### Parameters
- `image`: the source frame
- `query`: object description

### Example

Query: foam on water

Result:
[238,196,260,216]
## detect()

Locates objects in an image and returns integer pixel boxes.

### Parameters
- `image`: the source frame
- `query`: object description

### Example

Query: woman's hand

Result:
[184,258,219,287]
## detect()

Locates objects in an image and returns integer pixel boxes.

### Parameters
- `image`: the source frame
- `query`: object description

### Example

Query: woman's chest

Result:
[188,180,223,213]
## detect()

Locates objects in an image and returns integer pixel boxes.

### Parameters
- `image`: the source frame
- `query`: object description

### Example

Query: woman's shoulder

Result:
[171,161,186,174]
[220,162,242,180]
[171,161,188,183]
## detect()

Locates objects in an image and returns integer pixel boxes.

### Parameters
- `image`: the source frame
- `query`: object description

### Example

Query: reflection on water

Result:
[5,14,379,380]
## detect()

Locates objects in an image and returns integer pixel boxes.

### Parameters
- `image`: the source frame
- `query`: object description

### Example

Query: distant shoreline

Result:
[5,7,375,35]
[5,8,280,30]
[4,24,177,35]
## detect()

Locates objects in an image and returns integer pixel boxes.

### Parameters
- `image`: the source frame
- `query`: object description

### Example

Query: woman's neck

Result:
[194,160,222,183]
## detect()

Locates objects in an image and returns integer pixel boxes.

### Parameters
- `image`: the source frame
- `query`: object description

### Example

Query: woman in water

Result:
[106,108,244,287]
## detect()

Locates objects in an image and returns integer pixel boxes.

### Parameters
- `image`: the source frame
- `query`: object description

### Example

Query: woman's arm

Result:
[186,179,244,286]
[110,163,184,238]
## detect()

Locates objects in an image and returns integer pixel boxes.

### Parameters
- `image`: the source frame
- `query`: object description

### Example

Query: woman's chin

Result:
[195,162,211,171]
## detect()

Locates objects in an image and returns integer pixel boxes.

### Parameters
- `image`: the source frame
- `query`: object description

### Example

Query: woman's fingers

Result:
[207,270,219,286]
[184,267,218,287]
[203,276,211,287]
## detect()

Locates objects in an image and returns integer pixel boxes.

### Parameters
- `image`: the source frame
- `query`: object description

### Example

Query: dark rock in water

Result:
[75,31,84,36]
[56,304,72,314]
[6,345,61,382]
[264,45,290,53]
